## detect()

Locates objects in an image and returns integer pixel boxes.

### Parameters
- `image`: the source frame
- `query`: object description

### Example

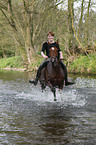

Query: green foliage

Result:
[0,0,96,54]
[0,0,96,73]
[0,53,45,70]
[0,53,96,74]
[28,54,44,70]
[0,56,23,68]
[69,54,96,74]
[0,48,15,58]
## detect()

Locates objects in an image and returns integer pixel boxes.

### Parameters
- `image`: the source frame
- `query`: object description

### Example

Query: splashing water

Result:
[0,71,96,145]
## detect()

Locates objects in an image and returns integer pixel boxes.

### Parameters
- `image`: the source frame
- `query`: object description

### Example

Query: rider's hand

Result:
[41,51,48,59]
[44,55,48,59]
[59,52,63,61]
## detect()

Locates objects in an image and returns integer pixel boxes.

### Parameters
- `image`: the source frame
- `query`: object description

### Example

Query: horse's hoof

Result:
[65,81,74,86]
[29,79,34,83]
[29,79,37,85]
[54,98,57,101]
[42,84,46,90]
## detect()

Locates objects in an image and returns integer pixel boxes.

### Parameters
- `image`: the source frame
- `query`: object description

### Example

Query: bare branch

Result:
[0,3,7,10]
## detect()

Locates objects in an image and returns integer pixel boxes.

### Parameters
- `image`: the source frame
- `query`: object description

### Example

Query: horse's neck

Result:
[46,61,61,78]
[52,62,60,70]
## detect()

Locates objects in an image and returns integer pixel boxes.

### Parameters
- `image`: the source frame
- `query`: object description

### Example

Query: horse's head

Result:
[49,46,58,64]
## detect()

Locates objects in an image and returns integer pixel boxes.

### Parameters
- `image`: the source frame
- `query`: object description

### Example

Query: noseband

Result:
[51,56,58,63]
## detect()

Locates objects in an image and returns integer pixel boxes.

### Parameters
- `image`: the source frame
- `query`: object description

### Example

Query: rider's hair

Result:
[47,31,54,36]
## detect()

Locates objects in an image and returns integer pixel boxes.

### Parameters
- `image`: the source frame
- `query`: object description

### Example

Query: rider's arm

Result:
[56,43,63,60]
[57,43,63,60]
[41,51,48,59]
[41,42,48,59]
[59,51,63,60]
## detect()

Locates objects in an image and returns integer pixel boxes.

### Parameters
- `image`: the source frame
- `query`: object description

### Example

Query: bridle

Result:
[49,46,59,65]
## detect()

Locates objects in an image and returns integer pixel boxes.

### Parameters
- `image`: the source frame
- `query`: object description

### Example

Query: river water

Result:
[0,70,96,145]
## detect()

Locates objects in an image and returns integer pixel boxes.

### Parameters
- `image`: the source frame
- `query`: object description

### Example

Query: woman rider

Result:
[29,31,73,86]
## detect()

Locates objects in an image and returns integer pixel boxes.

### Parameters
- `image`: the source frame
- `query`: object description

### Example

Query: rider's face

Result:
[48,34,54,41]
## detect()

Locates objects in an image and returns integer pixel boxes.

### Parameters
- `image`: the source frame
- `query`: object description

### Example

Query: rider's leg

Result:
[59,61,68,83]
[59,61,74,86]
[29,59,49,85]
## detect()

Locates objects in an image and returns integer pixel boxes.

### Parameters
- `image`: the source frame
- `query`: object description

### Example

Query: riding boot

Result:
[29,59,49,85]
[59,61,74,86]
[59,61,68,82]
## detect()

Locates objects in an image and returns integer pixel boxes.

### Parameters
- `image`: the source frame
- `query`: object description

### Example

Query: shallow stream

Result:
[0,70,96,144]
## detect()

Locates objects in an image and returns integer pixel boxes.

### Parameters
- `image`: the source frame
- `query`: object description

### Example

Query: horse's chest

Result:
[47,64,64,83]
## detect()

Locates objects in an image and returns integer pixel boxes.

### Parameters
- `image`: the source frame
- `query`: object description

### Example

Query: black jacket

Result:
[41,41,61,57]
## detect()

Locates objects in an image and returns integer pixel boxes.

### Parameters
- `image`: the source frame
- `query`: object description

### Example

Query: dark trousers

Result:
[59,61,68,82]
[36,59,50,79]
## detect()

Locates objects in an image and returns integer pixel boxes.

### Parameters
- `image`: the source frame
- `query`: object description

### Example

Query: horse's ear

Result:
[56,39,59,44]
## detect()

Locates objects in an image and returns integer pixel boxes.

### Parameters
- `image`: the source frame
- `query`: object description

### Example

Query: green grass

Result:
[0,55,44,70]
[0,56,23,68]
[0,54,96,74]
[69,54,96,74]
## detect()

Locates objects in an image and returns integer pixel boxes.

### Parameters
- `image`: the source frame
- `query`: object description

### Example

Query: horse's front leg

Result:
[47,81,56,101]
[59,82,64,90]
[39,69,46,92]
[41,82,46,92]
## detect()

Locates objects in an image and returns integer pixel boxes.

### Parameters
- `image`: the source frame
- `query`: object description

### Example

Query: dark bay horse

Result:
[39,45,66,101]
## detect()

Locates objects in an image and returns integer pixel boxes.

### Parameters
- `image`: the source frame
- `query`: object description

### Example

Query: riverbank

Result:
[0,55,43,72]
[68,53,96,74]
[0,54,96,75]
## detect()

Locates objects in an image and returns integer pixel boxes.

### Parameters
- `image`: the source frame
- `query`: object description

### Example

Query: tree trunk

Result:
[70,1,88,56]
[77,0,84,38]
[85,0,91,48]
[18,45,28,66]
[68,0,74,54]
[24,1,34,64]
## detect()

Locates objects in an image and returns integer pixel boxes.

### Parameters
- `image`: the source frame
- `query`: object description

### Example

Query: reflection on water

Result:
[0,70,96,144]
